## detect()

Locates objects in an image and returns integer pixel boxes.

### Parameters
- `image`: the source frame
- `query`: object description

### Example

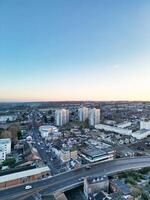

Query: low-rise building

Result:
[0,138,11,161]
[0,166,50,189]
[95,124,132,136]
[80,147,114,163]
[60,147,77,163]
[0,147,6,161]
[60,148,70,163]
[140,120,150,130]
[0,115,17,123]
[84,175,109,199]
[116,121,131,129]
[132,129,150,139]
[39,125,59,138]
[110,179,130,195]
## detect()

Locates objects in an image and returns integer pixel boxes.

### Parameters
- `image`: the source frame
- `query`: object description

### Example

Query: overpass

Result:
[0,156,150,200]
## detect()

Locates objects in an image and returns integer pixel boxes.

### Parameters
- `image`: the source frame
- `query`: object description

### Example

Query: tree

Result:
[43,115,48,123]
[0,123,21,145]
[140,191,149,200]
[3,158,16,166]
[50,116,55,123]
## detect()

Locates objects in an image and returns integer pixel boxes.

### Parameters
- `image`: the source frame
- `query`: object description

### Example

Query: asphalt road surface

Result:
[0,156,150,200]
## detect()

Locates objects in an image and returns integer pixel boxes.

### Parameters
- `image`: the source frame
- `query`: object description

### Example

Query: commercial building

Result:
[55,109,69,126]
[95,124,132,136]
[80,147,114,163]
[140,120,150,130]
[0,166,50,189]
[78,107,89,122]
[116,121,131,129]
[39,125,59,138]
[84,175,109,199]
[89,108,100,126]
[132,129,150,140]
[0,138,11,161]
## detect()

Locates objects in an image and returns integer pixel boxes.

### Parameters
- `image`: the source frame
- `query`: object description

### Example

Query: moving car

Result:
[85,164,91,169]
[25,185,32,190]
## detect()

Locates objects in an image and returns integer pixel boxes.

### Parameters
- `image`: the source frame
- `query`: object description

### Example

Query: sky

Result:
[0,0,150,102]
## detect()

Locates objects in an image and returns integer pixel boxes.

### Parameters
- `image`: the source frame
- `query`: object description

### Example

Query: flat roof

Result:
[0,138,11,144]
[134,129,150,135]
[0,166,50,183]
[81,147,106,158]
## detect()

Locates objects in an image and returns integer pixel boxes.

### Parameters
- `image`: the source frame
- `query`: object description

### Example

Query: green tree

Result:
[140,191,149,200]
[3,158,16,166]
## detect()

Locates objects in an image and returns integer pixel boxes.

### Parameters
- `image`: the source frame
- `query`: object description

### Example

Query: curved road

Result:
[0,156,150,200]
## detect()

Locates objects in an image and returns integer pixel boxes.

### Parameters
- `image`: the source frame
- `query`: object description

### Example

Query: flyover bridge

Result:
[0,156,150,200]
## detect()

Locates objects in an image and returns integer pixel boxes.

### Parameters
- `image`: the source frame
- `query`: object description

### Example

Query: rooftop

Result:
[81,147,106,158]
[86,175,108,184]
[0,138,11,144]
[0,166,50,183]
[111,179,130,195]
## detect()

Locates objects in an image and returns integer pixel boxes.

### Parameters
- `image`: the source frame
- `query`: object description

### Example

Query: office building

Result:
[78,107,89,122]
[55,109,69,126]
[89,108,100,126]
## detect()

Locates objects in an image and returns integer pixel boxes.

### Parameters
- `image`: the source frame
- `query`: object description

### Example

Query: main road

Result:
[0,156,150,200]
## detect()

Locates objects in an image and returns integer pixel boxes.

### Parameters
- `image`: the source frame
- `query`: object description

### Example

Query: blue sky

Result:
[0,0,150,101]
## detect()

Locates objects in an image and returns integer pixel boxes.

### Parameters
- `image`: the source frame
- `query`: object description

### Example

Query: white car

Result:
[25,185,32,190]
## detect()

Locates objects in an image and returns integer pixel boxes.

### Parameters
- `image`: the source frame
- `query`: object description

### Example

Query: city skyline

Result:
[0,0,150,102]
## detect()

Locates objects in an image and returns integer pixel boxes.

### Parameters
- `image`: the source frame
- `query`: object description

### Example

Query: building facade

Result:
[95,124,132,135]
[0,138,11,161]
[60,148,77,163]
[89,108,100,126]
[55,109,69,126]
[78,107,89,122]
[140,120,150,130]
[84,175,109,199]
[0,166,50,189]
[39,125,59,138]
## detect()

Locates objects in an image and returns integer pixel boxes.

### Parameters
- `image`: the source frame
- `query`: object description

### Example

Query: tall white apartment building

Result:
[78,107,89,122]
[89,108,100,126]
[55,109,69,126]
[0,138,11,161]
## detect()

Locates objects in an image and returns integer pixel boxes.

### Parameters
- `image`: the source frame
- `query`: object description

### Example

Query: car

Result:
[78,177,84,181]
[25,185,32,190]
[85,165,91,169]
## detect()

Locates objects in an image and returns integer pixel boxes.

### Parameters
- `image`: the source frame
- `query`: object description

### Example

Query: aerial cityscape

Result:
[0,1,150,200]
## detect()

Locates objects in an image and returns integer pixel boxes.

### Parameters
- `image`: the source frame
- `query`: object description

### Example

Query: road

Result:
[32,128,59,175]
[0,156,150,200]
